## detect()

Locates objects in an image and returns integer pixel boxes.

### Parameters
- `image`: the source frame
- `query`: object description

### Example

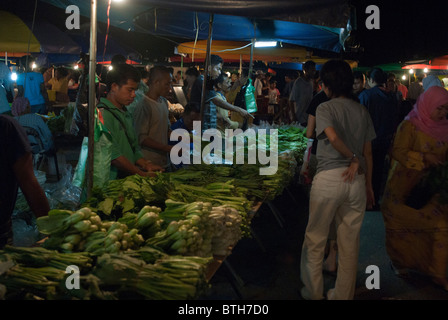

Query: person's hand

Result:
[238,108,255,119]
[366,185,375,210]
[146,161,164,173]
[423,153,444,167]
[342,158,359,183]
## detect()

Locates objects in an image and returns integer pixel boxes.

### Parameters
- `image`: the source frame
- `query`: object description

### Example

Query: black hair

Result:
[105,63,141,91]
[320,59,354,97]
[303,60,316,71]
[210,54,223,66]
[185,67,200,77]
[353,71,365,81]
[183,102,201,114]
[148,65,172,84]
[214,72,229,87]
[368,67,387,85]
[141,69,149,79]
[56,67,69,78]
[240,68,249,78]
[111,54,127,66]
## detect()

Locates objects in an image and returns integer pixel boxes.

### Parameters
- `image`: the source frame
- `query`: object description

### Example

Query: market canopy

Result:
[175,40,329,63]
[133,8,344,53]
[0,10,82,58]
[41,0,349,53]
[0,10,40,56]
[174,40,358,69]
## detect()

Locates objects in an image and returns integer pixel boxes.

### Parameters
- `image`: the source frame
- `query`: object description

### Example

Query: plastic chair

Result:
[22,126,60,181]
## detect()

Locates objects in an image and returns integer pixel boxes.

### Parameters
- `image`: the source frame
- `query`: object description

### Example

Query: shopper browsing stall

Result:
[97,63,163,180]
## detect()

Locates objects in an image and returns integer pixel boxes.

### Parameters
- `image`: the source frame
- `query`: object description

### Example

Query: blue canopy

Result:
[41,0,348,53]
[133,9,343,53]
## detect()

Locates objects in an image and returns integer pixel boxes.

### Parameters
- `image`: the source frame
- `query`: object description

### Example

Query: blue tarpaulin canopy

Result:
[133,8,344,53]
[41,0,349,53]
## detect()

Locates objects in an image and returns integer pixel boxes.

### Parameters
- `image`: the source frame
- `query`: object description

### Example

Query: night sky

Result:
[351,0,448,66]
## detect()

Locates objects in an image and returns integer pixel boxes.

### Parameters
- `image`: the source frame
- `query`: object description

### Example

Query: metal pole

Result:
[86,0,97,198]
[248,21,256,78]
[200,13,214,131]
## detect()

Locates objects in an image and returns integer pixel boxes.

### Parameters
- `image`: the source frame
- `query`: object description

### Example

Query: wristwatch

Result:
[350,153,357,161]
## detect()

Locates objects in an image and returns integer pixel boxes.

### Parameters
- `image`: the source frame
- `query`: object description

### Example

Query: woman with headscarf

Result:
[381,86,448,290]
[422,74,443,91]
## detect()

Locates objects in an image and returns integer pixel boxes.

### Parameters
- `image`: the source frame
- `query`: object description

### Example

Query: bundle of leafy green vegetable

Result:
[82,174,171,221]
[91,250,212,300]
[0,246,106,300]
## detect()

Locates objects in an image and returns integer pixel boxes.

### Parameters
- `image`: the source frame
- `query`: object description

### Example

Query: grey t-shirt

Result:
[315,97,376,174]
[133,95,171,168]
[289,77,313,123]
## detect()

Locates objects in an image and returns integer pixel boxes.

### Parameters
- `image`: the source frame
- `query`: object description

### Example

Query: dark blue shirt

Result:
[358,86,398,144]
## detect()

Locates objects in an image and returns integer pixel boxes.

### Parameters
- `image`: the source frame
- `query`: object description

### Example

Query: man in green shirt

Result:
[98,63,163,180]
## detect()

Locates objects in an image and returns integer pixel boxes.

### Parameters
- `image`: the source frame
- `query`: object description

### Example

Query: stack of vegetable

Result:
[0,246,101,300]
[0,245,211,300]
[118,205,164,240]
[147,200,243,257]
[91,249,211,300]
[147,201,214,257]
[36,207,145,254]
[82,174,171,221]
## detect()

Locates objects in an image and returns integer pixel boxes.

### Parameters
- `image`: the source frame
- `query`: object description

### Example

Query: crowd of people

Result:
[1,52,447,300]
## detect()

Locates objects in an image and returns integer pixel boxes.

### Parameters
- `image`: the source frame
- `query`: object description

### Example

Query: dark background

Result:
[350,0,448,66]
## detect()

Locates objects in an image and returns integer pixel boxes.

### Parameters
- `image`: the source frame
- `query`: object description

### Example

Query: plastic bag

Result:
[245,78,258,113]
[72,136,89,189]
[71,108,112,189]
[12,214,40,247]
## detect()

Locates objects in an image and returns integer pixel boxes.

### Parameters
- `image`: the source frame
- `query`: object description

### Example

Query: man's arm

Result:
[111,155,152,177]
[13,152,50,218]
[324,126,360,182]
[211,96,254,118]
[140,137,173,153]
[306,114,316,139]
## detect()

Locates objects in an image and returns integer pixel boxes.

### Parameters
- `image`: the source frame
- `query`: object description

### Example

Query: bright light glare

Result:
[11,72,17,81]
[423,68,428,73]
[74,65,79,70]
[108,65,113,71]
[254,41,277,48]
[409,69,414,74]
[402,75,406,80]
[31,62,37,70]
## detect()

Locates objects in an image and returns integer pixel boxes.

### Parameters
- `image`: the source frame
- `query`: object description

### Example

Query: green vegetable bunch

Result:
[37,207,145,254]
[91,252,211,300]
[82,174,171,221]
[118,205,164,240]
[0,246,101,300]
